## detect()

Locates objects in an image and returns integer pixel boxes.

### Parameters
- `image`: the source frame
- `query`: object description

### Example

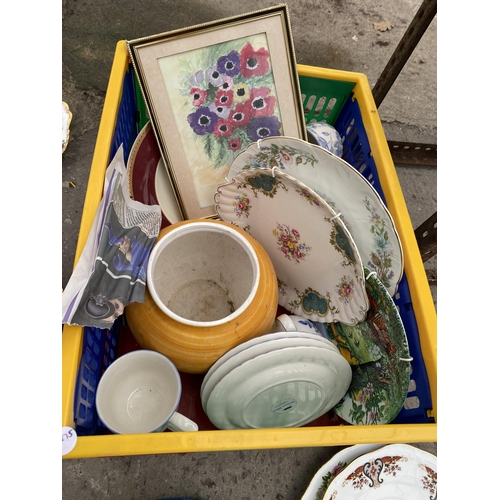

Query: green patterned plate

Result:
[331,267,411,425]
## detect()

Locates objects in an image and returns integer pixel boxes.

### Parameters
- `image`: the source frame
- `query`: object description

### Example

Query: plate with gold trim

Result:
[301,443,384,500]
[215,167,369,324]
[227,136,403,296]
[322,443,437,500]
[127,121,182,228]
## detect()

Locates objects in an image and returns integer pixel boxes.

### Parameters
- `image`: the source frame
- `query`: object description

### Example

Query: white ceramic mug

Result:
[271,314,322,335]
[96,350,198,434]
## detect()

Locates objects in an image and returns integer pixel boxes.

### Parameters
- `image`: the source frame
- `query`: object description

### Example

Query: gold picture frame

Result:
[127,4,306,220]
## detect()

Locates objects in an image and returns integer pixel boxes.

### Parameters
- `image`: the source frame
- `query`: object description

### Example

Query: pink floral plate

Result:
[227,136,403,296]
[322,443,437,500]
[215,167,369,325]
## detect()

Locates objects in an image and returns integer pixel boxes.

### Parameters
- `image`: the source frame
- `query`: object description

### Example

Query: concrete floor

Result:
[62,1,437,498]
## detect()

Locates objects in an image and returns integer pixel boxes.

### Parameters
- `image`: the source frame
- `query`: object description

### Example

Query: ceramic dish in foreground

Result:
[301,443,383,500]
[201,330,340,404]
[322,443,437,500]
[201,332,341,412]
[215,167,369,324]
[127,121,182,228]
[62,101,72,153]
[331,267,411,425]
[205,344,352,430]
[227,136,403,296]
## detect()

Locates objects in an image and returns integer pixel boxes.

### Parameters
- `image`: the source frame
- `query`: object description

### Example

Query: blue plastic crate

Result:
[110,65,138,166]
[73,322,120,435]
[329,93,433,424]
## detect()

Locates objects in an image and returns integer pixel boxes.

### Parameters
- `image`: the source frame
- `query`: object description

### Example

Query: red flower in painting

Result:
[213,119,233,138]
[240,42,270,78]
[190,87,207,107]
[228,137,242,151]
[215,89,233,108]
[229,102,252,127]
[249,87,276,117]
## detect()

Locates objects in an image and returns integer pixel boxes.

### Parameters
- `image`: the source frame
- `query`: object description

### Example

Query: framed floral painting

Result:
[127,4,306,219]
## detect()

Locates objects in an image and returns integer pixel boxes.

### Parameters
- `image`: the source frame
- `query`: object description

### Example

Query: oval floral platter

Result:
[330,267,411,425]
[322,443,437,500]
[127,121,182,228]
[215,167,369,325]
[226,136,403,296]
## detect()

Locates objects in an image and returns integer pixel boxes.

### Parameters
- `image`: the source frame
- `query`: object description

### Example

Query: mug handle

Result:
[166,411,199,432]
[276,314,296,332]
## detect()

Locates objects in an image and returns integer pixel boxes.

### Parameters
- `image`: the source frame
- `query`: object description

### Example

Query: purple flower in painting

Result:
[247,116,282,141]
[206,65,225,86]
[189,69,204,87]
[187,106,219,135]
[208,102,230,119]
[217,50,240,77]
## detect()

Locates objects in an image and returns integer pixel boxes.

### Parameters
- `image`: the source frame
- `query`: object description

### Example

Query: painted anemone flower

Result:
[208,102,230,119]
[187,106,219,135]
[229,102,252,127]
[205,65,225,86]
[220,76,234,91]
[189,69,204,87]
[190,87,207,107]
[247,116,281,142]
[240,42,270,78]
[215,89,233,108]
[217,50,240,77]
[233,82,250,103]
[228,137,242,151]
[213,119,233,138]
[249,87,276,117]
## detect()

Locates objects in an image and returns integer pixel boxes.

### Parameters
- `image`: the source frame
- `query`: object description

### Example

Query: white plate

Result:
[201,332,341,412]
[205,344,352,429]
[227,136,403,296]
[155,156,183,225]
[322,443,437,500]
[201,330,339,404]
[301,443,384,500]
[215,167,368,324]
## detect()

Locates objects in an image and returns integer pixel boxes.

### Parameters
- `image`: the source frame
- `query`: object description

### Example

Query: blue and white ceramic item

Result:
[306,121,343,157]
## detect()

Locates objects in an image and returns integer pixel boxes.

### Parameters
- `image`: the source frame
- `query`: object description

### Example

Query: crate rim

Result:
[62,40,437,459]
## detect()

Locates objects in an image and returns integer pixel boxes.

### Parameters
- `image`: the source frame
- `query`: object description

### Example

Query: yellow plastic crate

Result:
[62,41,437,459]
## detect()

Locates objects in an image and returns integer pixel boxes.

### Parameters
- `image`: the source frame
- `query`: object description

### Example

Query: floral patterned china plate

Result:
[322,443,437,500]
[205,344,352,430]
[201,332,341,412]
[331,267,411,425]
[127,121,182,228]
[226,136,403,296]
[301,443,383,500]
[215,168,369,324]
